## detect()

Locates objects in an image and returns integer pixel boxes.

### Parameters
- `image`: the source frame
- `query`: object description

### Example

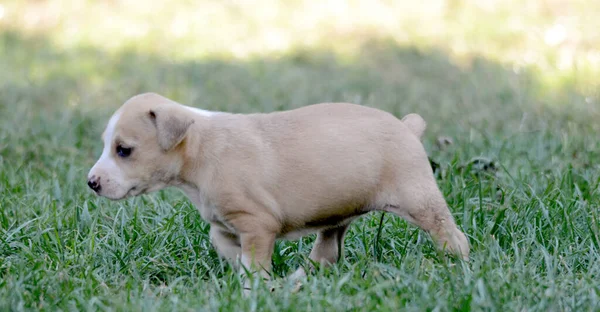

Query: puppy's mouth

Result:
[127,185,148,197]
[94,185,146,201]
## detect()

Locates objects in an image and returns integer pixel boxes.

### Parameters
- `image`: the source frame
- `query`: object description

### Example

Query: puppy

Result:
[88,93,469,288]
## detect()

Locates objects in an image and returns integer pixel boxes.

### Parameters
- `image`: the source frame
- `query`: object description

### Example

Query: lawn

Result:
[0,0,599,311]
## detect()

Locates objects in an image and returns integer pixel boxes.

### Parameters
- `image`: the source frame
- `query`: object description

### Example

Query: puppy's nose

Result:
[87,176,101,192]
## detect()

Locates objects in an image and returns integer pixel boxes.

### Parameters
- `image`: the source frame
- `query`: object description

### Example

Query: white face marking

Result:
[183,105,220,117]
[98,110,121,167]
[88,110,128,199]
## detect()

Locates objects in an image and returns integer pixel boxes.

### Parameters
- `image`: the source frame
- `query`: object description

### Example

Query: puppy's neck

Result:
[174,109,250,196]
[176,112,229,192]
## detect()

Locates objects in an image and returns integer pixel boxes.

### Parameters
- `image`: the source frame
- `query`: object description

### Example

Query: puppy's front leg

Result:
[210,225,241,267]
[238,229,276,293]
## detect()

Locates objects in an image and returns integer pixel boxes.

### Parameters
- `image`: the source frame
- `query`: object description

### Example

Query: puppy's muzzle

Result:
[87,176,101,193]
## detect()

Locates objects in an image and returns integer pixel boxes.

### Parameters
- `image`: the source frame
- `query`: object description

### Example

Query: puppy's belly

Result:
[279,228,317,240]
[277,212,366,240]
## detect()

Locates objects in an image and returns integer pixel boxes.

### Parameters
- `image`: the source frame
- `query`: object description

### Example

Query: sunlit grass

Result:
[3,0,600,102]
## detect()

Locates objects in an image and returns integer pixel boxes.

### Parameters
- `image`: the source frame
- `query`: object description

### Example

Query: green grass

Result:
[1,1,600,311]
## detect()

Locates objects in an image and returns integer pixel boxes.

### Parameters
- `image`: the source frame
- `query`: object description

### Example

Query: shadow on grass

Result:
[2,29,596,124]
[1,29,597,175]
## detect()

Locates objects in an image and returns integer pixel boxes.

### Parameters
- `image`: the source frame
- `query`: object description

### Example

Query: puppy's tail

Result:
[401,113,426,140]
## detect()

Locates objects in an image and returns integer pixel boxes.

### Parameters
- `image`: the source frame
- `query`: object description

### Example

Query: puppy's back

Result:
[236,103,427,220]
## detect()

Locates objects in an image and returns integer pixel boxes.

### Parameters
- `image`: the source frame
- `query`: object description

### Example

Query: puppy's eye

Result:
[116,145,133,158]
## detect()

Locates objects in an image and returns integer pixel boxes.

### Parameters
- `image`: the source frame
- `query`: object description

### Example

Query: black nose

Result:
[87,177,101,192]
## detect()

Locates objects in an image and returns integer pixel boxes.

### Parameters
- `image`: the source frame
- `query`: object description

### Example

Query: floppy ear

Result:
[149,106,194,151]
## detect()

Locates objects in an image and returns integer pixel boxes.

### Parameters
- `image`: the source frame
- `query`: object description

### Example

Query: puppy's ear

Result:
[149,106,194,151]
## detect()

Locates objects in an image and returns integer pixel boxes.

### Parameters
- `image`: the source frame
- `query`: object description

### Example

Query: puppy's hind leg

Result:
[383,184,469,260]
[290,223,350,280]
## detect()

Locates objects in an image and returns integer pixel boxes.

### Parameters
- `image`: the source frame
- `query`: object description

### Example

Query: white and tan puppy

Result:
[88,93,469,287]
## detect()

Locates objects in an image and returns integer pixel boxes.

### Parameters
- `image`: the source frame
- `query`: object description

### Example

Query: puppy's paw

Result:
[289,267,307,281]
[291,280,303,293]
[267,279,284,292]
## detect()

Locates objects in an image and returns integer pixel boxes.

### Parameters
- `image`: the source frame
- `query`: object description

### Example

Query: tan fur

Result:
[402,113,427,139]
[88,93,469,289]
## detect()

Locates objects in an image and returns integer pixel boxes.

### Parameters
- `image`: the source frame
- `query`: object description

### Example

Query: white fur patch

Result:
[183,105,219,117]
[88,110,124,195]
[97,111,121,168]
[241,254,252,271]
[289,267,307,280]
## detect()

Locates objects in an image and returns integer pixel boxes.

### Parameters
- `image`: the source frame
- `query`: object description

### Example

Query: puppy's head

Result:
[87,93,194,200]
